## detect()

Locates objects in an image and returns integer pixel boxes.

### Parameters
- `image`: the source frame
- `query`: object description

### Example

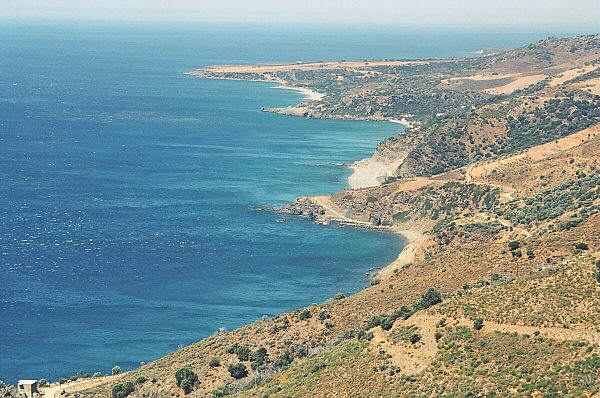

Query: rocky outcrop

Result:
[261,106,411,124]
[262,106,317,118]
[279,197,325,220]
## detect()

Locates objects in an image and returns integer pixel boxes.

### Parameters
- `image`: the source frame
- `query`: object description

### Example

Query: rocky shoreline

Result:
[261,105,415,126]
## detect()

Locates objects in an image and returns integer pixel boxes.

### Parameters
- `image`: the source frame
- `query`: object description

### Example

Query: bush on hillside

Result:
[175,367,198,394]
[251,347,268,365]
[393,305,415,320]
[508,241,521,251]
[226,343,239,354]
[474,318,484,330]
[409,333,422,344]
[273,352,294,369]
[235,345,252,362]
[111,382,134,398]
[111,366,121,375]
[135,376,147,385]
[416,288,442,310]
[228,363,248,379]
[380,316,395,331]
[298,309,312,320]
[318,310,331,320]
[334,293,346,300]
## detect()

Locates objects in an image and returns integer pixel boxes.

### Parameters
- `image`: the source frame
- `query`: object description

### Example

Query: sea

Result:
[0,21,593,382]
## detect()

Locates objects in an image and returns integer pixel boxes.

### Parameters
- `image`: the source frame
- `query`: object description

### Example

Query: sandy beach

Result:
[347,157,400,189]
[388,117,416,128]
[273,84,325,101]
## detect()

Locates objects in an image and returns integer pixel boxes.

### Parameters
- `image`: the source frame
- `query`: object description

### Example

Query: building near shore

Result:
[17,380,38,397]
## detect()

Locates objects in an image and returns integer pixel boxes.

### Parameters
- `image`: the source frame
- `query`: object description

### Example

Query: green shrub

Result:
[228,363,248,379]
[38,379,48,388]
[93,372,102,378]
[298,309,312,320]
[365,315,383,329]
[416,288,442,310]
[70,376,78,382]
[135,376,147,385]
[409,333,422,344]
[111,366,121,375]
[273,352,293,369]
[434,331,443,341]
[235,345,252,361]
[226,343,239,354]
[508,241,521,251]
[473,318,484,330]
[334,293,346,300]
[318,310,331,320]
[59,377,67,385]
[575,242,589,250]
[380,316,395,331]
[175,367,198,394]
[209,358,221,368]
[111,382,134,398]
[393,305,414,320]
[251,347,268,365]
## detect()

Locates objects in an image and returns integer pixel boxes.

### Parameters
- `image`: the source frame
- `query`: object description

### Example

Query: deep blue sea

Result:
[0,21,594,382]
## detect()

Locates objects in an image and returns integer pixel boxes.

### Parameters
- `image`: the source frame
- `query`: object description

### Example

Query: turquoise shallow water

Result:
[0,22,593,382]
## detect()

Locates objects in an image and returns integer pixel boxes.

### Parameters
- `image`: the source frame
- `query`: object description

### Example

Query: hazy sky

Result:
[3,0,599,27]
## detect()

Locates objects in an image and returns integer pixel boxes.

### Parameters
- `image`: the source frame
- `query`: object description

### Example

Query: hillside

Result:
[30,34,599,398]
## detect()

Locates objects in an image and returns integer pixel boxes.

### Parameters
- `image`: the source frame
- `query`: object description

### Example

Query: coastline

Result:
[253,72,423,275]
[190,64,425,315]
[189,67,421,290]
[272,84,325,101]
[189,61,427,282]
[184,70,325,102]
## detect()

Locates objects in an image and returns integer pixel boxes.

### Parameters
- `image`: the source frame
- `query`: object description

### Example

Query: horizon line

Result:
[1,17,599,32]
